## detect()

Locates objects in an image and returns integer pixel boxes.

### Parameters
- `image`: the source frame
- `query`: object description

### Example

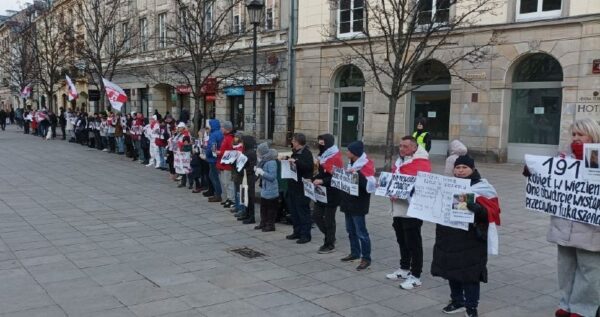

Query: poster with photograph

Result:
[524,154,600,226]
[314,184,328,203]
[280,160,298,180]
[374,172,417,199]
[220,150,239,164]
[236,153,248,172]
[407,172,471,230]
[450,193,475,223]
[583,143,600,183]
[303,179,316,201]
[331,167,359,196]
[174,151,192,174]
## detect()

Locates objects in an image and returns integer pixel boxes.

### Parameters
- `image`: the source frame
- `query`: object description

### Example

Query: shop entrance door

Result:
[411,91,450,155]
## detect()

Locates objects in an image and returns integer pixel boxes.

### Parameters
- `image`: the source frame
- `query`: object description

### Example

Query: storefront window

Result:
[509,53,563,145]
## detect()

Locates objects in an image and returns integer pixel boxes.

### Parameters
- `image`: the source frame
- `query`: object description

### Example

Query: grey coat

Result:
[547,217,600,252]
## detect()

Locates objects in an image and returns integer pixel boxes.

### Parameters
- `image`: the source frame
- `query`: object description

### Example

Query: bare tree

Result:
[29,1,73,112]
[166,0,248,131]
[328,0,501,167]
[74,0,138,110]
[0,20,35,108]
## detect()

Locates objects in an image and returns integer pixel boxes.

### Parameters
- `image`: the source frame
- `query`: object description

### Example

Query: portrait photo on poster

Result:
[583,144,600,183]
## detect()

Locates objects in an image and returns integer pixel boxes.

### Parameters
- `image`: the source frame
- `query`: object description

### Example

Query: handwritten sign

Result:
[331,167,359,196]
[375,172,416,199]
[174,152,191,174]
[524,154,600,226]
[407,172,471,230]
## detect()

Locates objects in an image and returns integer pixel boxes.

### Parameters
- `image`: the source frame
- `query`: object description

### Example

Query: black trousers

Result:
[24,122,29,134]
[60,125,66,139]
[260,198,279,228]
[51,125,56,138]
[393,217,423,278]
[313,204,337,246]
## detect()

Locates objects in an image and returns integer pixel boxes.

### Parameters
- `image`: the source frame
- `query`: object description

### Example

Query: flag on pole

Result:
[65,75,78,101]
[102,78,127,112]
[20,84,32,98]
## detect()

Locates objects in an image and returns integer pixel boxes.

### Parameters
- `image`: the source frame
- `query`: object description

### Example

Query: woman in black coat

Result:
[431,155,500,317]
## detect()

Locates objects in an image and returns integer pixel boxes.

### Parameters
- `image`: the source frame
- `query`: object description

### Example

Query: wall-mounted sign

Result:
[593,60,600,74]
[428,111,437,118]
[534,107,545,114]
[464,72,487,80]
[224,86,245,96]
[176,85,192,94]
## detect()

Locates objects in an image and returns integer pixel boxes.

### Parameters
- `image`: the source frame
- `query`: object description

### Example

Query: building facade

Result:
[293,0,600,162]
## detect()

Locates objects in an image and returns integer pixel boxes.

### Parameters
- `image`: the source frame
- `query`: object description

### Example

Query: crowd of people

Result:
[5,104,599,317]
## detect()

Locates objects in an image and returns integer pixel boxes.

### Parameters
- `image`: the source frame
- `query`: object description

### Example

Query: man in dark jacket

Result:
[49,111,58,139]
[0,108,7,131]
[285,133,314,244]
[339,141,373,271]
[312,134,344,253]
[59,107,67,139]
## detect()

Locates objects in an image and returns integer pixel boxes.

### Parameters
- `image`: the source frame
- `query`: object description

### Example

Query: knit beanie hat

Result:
[347,141,364,157]
[454,155,475,169]
[222,120,233,130]
[257,142,269,157]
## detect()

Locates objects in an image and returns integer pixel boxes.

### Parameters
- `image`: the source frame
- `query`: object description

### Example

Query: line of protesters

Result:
[21,110,599,317]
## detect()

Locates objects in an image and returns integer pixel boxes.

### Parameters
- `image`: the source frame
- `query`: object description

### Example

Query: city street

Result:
[0,126,557,317]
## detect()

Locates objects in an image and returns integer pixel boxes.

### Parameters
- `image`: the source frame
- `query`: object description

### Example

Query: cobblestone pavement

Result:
[0,126,558,317]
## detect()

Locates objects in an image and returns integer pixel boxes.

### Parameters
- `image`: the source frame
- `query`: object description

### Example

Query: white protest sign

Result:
[303,179,315,201]
[280,160,297,180]
[583,143,600,183]
[174,152,191,174]
[220,150,239,164]
[407,172,471,230]
[236,153,248,172]
[375,172,417,199]
[240,173,249,207]
[524,154,600,226]
[331,167,359,196]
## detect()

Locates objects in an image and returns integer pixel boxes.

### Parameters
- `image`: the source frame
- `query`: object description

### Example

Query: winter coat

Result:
[216,132,234,171]
[205,119,223,163]
[260,159,279,199]
[288,145,314,193]
[242,135,257,205]
[444,140,468,175]
[431,170,495,284]
[390,146,432,218]
[339,169,371,216]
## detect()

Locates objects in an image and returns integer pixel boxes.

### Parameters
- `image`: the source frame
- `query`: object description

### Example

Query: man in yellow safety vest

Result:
[412,118,432,152]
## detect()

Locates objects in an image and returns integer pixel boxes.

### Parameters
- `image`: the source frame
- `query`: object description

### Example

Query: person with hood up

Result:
[285,133,314,244]
[385,136,432,290]
[523,118,600,317]
[431,155,501,317]
[204,119,223,202]
[216,121,235,208]
[312,133,344,254]
[412,118,432,152]
[339,141,376,271]
[445,140,468,175]
[255,142,279,231]
[236,135,257,223]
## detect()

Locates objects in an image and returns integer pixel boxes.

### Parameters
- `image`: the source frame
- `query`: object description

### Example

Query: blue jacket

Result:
[205,119,223,163]
[260,160,279,199]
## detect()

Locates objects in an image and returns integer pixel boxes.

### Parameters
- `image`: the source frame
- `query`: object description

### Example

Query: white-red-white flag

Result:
[102,78,127,111]
[20,84,32,98]
[65,75,78,101]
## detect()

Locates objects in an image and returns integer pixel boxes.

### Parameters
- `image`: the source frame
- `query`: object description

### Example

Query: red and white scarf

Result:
[472,179,501,255]
[349,153,377,193]
[319,145,344,174]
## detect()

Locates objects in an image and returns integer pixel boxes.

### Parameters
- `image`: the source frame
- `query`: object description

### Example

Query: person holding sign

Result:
[431,155,501,317]
[312,134,344,254]
[216,121,235,208]
[255,143,279,231]
[339,141,374,271]
[386,136,431,290]
[285,133,314,244]
[523,119,600,317]
[235,135,257,223]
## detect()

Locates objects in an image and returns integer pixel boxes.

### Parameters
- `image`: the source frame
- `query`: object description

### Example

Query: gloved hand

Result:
[255,167,264,176]
[522,165,531,177]
[467,202,487,222]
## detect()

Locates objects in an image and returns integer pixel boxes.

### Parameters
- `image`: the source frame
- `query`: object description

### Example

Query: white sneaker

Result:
[399,274,422,290]
[386,268,410,280]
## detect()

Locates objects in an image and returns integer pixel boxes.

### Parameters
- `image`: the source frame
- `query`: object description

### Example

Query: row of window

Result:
[338,0,563,36]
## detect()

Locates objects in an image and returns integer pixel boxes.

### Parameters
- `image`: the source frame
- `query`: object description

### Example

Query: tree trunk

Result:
[384,96,399,171]
[192,95,203,136]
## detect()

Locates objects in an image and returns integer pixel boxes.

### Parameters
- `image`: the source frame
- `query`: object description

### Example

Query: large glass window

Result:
[509,54,563,145]
[338,0,364,36]
[158,13,167,48]
[417,0,450,25]
[516,0,561,21]
[412,60,451,85]
[139,18,148,52]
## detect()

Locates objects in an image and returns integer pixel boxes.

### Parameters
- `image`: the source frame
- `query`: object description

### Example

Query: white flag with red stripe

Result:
[102,78,127,111]
[65,75,78,101]
[20,84,32,98]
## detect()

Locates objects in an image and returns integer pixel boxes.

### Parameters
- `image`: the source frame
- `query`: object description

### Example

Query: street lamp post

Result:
[246,0,264,133]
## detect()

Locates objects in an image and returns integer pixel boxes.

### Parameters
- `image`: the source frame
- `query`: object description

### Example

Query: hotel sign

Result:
[576,91,600,121]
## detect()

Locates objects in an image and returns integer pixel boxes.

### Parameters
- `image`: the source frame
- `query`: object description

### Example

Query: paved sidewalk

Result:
[0,126,558,317]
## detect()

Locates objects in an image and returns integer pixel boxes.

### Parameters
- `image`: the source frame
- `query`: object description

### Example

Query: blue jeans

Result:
[344,213,371,262]
[116,136,125,153]
[234,187,245,213]
[449,280,480,309]
[158,146,166,168]
[286,191,312,239]
[208,163,222,196]
[134,140,145,160]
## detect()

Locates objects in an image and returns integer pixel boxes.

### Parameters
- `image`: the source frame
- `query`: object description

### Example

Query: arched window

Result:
[509,53,563,147]
[335,65,365,88]
[413,60,451,86]
[332,65,365,146]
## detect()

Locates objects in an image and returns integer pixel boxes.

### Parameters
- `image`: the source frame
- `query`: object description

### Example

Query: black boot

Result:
[242,217,255,224]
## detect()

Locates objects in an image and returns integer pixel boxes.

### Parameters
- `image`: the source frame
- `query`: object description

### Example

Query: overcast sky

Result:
[0,0,25,16]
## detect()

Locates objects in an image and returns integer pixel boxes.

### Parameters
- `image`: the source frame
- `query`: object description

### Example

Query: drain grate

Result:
[230,247,266,259]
